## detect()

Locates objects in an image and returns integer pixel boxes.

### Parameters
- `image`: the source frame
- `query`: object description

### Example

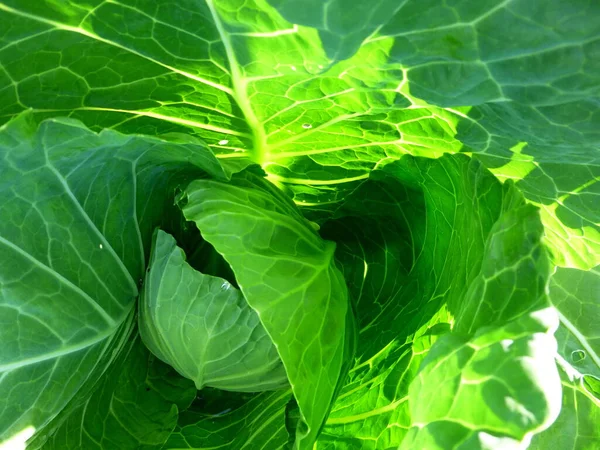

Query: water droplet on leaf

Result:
[218,139,229,145]
[302,123,312,129]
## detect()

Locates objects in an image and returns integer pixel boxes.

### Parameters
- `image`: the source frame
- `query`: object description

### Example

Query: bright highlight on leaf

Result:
[0,0,598,449]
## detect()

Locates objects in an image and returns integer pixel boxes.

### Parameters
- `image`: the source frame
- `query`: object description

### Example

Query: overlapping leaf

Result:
[316,154,560,448]
[0,113,221,443]
[0,0,250,150]
[401,195,560,449]
[181,172,356,449]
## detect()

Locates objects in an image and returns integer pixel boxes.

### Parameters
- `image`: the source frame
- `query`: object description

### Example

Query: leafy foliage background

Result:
[0,0,598,449]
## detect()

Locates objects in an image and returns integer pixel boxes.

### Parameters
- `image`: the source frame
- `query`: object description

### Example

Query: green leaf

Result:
[140,229,288,392]
[453,200,552,334]
[486,158,600,271]
[0,0,251,151]
[530,266,600,449]
[551,267,600,382]
[165,389,292,450]
[1,0,598,214]
[2,1,597,253]
[37,335,196,450]
[0,113,220,443]
[530,364,600,450]
[1,0,599,447]
[182,171,356,449]
[401,312,560,450]
[399,175,560,449]
[314,154,560,448]
[268,0,403,62]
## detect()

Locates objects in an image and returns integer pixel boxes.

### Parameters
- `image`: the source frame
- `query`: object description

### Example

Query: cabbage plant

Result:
[0,0,598,449]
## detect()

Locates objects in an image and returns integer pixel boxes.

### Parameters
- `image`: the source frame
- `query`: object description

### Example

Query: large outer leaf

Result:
[0,113,222,444]
[0,0,251,150]
[400,311,560,450]
[182,172,356,449]
[139,229,288,392]
[0,0,597,267]
[268,0,404,61]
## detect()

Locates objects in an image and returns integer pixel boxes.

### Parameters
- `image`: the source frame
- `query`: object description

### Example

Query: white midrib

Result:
[205,0,269,165]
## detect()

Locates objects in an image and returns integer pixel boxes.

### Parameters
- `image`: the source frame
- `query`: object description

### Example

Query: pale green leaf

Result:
[139,229,288,392]
[551,267,600,381]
